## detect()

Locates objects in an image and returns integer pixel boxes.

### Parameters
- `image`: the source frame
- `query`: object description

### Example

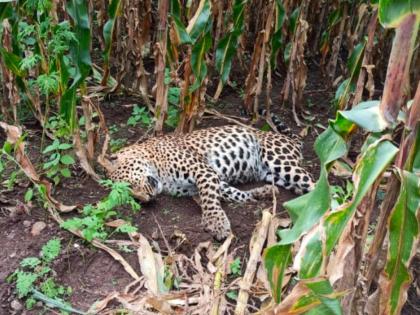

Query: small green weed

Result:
[61,180,140,241]
[226,290,238,300]
[109,124,119,134]
[7,239,72,311]
[42,139,75,185]
[127,105,152,127]
[229,258,242,277]
[110,137,127,153]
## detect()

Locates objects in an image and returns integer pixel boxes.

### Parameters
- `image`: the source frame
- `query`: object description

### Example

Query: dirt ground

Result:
[0,63,418,314]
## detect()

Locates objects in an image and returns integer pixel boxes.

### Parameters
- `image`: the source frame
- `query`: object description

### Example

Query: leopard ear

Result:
[147,176,159,189]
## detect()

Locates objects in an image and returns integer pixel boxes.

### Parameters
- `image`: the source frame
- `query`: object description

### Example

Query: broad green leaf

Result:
[187,0,211,43]
[215,0,246,83]
[324,139,398,253]
[215,30,241,83]
[275,278,342,314]
[102,0,121,82]
[270,0,285,68]
[171,15,192,44]
[263,244,291,303]
[334,41,366,109]
[379,0,420,28]
[380,170,420,314]
[58,143,72,150]
[0,48,24,77]
[347,42,365,77]
[42,139,60,154]
[279,126,347,244]
[60,154,75,165]
[304,279,342,315]
[289,7,300,33]
[190,29,212,91]
[60,168,71,178]
[62,0,92,130]
[339,100,389,132]
[299,232,323,279]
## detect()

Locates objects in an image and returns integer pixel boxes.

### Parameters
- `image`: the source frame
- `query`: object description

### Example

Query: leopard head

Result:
[108,153,162,202]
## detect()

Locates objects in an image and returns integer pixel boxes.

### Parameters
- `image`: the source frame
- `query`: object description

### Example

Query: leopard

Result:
[108,111,315,240]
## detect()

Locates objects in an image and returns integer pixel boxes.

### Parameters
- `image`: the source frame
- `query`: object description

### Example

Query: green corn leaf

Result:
[172,15,192,45]
[299,232,323,279]
[0,48,24,77]
[190,29,212,92]
[215,0,246,83]
[289,7,300,34]
[62,0,92,130]
[279,126,347,244]
[0,3,13,23]
[102,0,121,82]
[274,278,343,314]
[328,8,342,29]
[263,244,291,303]
[338,100,389,132]
[334,41,366,109]
[324,138,398,253]
[270,0,285,68]
[31,289,86,315]
[379,130,420,314]
[379,0,420,28]
[188,0,211,43]
[380,170,420,314]
[215,30,240,84]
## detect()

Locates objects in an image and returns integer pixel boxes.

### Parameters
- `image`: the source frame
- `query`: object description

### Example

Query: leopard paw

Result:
[202,210,231,241]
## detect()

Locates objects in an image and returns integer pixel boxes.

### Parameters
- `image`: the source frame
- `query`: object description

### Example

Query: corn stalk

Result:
[154,0,170,134]
[280,0,309,125]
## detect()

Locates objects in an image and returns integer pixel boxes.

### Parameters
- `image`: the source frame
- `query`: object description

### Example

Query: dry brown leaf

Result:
[105,219,128,228]
[137,234,167,296]
[331,160,353,178]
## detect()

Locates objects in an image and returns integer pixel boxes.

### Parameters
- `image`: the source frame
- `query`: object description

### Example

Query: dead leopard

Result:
[108,113,314,240]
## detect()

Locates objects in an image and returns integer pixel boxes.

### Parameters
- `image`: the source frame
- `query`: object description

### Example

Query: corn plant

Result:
[264,1,419,313]
[0,0,92,132]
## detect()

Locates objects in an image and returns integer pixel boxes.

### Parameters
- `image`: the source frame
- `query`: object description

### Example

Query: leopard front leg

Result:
[193,167,231,240]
